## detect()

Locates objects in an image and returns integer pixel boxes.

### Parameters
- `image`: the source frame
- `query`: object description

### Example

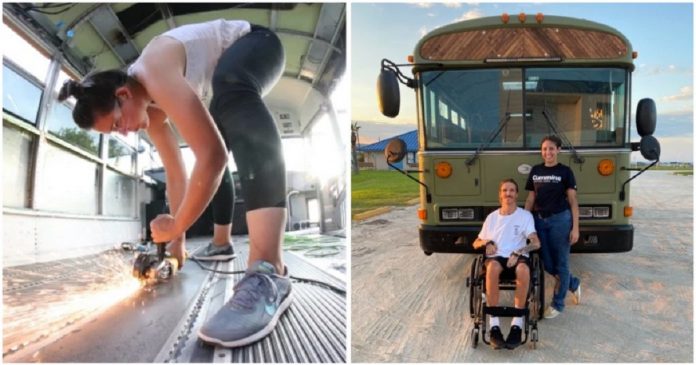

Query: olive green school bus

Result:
[377,13,661,255]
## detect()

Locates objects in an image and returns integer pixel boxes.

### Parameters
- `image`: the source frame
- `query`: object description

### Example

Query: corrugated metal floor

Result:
[3,237,346,363]
[159,242,347,363]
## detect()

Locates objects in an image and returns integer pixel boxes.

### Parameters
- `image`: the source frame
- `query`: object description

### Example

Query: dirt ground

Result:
[351,171,693,362]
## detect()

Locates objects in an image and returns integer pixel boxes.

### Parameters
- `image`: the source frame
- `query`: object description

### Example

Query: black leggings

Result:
[208,24,286,225]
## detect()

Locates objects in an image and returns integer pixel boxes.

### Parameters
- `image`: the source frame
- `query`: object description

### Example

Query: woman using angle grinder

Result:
[58,19,291,348]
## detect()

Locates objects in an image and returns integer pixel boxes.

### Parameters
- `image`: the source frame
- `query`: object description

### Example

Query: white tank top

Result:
[133,19,251,105]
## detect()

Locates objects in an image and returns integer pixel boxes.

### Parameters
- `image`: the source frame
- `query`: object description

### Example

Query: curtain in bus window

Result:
[421,69,523,149]
[524,68,627,148]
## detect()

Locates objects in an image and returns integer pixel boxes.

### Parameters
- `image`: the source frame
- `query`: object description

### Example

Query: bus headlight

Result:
[441,207,476,221]
[579,205,612,219]
[593,206,610,218]
[579,206,594,218]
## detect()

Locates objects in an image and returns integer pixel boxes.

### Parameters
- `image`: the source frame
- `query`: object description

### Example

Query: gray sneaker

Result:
[193,242,236,261]
[198,260,293,347]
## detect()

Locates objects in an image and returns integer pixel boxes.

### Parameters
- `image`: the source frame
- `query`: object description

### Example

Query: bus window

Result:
[3,63,42,124]
[421,68,523,149]
[525,68,627,148]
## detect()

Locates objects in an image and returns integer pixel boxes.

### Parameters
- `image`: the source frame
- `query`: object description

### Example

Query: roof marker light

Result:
[536,13,544,23]
[519,12,527,23]
[501,13,510,24]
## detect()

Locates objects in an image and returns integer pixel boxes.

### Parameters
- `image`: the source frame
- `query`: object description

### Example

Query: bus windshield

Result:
[420,67,628,150]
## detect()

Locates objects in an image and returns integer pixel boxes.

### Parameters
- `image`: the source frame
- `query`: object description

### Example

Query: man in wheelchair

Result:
[472,179,541,349]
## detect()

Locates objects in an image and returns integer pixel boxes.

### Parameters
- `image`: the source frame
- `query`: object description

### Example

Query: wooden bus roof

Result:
[415,14,633,68]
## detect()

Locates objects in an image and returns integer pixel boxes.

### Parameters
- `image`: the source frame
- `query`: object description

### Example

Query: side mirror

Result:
[639,135,660,161]
[384,138,407,163]
[636,98,656,137]
[377,69,400,118]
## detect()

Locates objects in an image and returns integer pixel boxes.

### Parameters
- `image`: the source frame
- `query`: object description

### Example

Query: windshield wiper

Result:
[466,113,512,167]
[466,89,513,167]
[541,107,585,164]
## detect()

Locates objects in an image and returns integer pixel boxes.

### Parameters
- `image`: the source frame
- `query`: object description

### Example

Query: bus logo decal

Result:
[518,164,532,175]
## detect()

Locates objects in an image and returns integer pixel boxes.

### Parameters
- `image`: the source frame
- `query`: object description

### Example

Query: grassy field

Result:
[351,170,419,216]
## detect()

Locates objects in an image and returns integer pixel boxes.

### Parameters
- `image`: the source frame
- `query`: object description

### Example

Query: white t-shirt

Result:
[478,207,536,258]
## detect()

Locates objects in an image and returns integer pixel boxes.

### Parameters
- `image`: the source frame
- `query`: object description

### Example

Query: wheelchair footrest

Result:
[483,306,528,317]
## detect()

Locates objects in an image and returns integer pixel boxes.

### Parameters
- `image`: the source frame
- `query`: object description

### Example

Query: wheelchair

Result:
[466,251,544,349]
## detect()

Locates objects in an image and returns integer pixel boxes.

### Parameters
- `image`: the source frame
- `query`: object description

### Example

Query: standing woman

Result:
[524,135,582,319]
[58,19,291,347]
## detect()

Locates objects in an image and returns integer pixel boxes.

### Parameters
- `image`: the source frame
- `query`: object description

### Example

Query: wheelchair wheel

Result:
[530,253,545,321]
[531,327,538,349]
[471,327,479,348]
[468,256,483,318]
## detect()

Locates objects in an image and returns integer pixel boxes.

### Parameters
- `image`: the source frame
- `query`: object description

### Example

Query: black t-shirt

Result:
[525,163,577,215]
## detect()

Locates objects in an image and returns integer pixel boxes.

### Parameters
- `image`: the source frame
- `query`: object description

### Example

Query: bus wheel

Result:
[424,251,433,256]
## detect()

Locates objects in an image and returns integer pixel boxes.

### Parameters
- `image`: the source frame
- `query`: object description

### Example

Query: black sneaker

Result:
[193,243,236,261]
[505,325,522,349]
[489,326,505,350]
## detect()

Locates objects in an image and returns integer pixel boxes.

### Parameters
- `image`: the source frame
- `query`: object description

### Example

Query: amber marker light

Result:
[501,13,510,24]
[435,161,453,178]
[418,208,427,220]
[632,51,638,59]
[536,13,544,23]
[597,159,615,176]
[624,206,633,217]
[519,12,527,23]
[407,55,414,63]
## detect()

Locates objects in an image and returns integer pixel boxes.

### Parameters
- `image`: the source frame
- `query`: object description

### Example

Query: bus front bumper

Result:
[419,224,634,254]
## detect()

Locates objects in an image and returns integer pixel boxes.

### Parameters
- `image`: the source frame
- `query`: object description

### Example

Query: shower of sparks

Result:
[3,249,143,357]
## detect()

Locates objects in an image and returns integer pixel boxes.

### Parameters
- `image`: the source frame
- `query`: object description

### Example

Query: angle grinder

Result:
[131,242,178,284]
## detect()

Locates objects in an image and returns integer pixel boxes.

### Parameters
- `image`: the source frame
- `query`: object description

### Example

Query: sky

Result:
[351,2,694,162]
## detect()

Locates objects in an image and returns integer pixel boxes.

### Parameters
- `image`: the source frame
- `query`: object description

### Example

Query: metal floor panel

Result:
[162,241,347,363]
[3,236,346,363]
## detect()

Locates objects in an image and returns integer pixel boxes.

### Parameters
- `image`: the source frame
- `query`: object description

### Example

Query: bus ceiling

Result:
[4,3,345,93]
[3,3,346,143]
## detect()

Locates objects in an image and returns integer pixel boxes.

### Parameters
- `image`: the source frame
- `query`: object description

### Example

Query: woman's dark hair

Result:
[57,69,129,129]
[540,135,562,148]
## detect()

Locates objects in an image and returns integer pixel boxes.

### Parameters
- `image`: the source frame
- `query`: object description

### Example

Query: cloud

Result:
[661,86,693,102]
[416,1,463,8]
[419,26,429,37]
[640,135,693,162]
[635,64,691,76]
[351,120,417,145]
[455,8,485,21]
